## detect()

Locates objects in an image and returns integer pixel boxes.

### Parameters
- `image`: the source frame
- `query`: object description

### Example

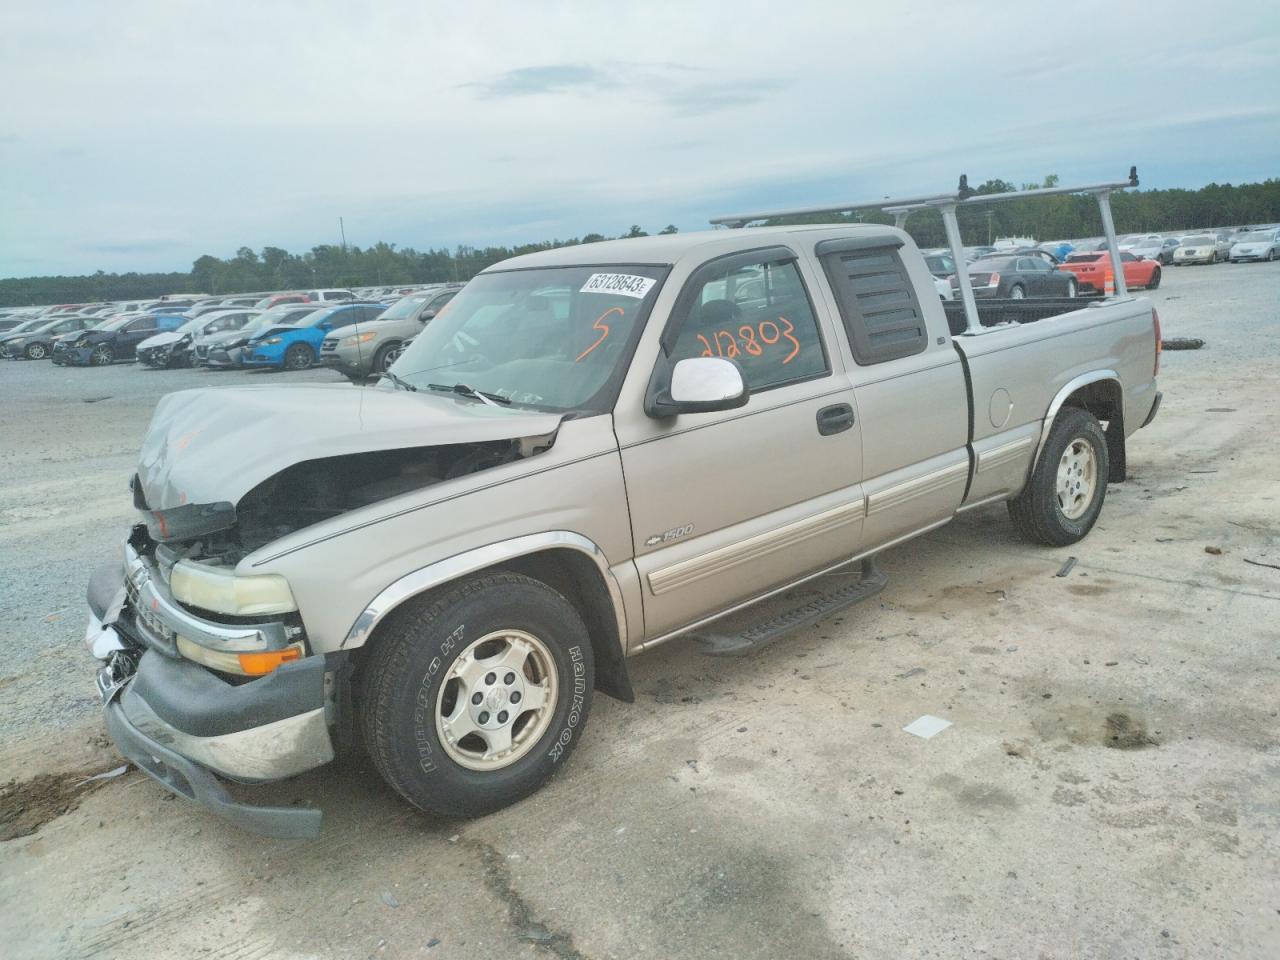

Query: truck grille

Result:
[123,574,179,656]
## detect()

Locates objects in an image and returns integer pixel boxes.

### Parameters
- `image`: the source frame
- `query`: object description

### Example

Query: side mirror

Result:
[319,321,333,332]
[646,356,749,418]
[419,309,436,323]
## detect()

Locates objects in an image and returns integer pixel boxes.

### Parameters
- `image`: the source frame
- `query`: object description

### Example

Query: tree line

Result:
[2,177,1277,307]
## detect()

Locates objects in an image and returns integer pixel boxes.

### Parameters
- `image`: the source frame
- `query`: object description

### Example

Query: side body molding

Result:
[1031,369,1121,472]
[342,531,629,653]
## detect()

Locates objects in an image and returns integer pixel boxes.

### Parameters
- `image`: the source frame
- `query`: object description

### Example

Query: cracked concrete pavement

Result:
[1,262,1277,959]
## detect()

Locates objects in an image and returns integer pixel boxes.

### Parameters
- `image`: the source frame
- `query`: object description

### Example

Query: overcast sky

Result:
[2,0,1277,277]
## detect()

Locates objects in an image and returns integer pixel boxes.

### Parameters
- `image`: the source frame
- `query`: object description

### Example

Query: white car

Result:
[303,288,356,302]
[1229,229,1280,263]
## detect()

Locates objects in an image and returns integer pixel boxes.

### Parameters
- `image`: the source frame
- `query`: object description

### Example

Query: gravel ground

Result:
[1,262,1277,959]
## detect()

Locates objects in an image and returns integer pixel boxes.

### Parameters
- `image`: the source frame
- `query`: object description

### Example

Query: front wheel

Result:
[89,344,114,366]
[372,342,398,374]
[359,573,594,819]
[1008,406,1109,546]
[284,343,314,370]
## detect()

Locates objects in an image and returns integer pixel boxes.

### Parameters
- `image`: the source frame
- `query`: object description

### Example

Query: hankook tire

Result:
[359,573,594,819]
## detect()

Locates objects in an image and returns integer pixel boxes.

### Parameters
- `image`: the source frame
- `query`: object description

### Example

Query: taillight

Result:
[1152,307,1161,376]
[988,272,1000,287]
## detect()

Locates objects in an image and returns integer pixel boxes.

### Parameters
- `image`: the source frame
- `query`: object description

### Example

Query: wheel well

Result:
[498,549,634,702]
[1061,378,1126,482]
[351,548,635,705]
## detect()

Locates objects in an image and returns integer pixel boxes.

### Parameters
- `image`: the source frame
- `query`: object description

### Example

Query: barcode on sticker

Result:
[580,273,656,299]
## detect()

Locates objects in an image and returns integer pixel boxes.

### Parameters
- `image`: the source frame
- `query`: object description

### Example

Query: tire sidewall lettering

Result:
[549,645,585,764]
[411,623,465,776]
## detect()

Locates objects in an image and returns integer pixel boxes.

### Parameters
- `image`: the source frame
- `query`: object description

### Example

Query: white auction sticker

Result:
[579,273,656,299]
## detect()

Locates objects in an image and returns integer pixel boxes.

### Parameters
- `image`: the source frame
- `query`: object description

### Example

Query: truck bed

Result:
[942,297,1104,335]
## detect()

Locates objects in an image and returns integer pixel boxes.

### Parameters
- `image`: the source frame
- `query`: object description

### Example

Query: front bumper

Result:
[205,347,241,368]
[319,345,370,377]
[88,547,336,836]
[241,349,285,368]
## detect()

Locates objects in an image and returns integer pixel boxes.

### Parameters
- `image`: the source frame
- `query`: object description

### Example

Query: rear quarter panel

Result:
[957,298,1157,503]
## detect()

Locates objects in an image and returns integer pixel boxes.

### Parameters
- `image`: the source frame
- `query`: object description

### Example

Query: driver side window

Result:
[668,254,828,392]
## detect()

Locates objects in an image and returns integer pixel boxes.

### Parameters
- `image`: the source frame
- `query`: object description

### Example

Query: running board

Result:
[690,558,887,657]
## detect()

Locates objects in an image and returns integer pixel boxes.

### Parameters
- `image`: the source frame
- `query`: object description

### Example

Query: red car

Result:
[1060,250,1160,294]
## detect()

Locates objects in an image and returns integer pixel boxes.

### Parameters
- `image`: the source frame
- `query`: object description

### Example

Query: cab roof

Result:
[483,224,905,272]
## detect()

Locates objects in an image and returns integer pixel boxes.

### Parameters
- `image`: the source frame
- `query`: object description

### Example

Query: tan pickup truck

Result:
[86,213,1161,836]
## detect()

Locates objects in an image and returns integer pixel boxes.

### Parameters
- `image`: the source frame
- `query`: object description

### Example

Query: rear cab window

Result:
[818,238,928,365]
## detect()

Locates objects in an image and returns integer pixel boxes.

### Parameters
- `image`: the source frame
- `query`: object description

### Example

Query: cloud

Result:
[661,79,788,117]
[1,0,1277,277]
[464,64,618,98]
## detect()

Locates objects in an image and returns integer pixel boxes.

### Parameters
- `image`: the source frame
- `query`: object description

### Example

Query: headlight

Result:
[264,336,283,345]
[341,331,377,347]
[75,338,90,347]
[177,636,304,676]
[9,338,25,346]
[169,560,297,615]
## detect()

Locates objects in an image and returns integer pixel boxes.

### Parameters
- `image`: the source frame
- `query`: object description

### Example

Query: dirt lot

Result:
[2,264,1278,959]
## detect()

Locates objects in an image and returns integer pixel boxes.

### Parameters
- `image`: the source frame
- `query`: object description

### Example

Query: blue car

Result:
[241,302,386,371]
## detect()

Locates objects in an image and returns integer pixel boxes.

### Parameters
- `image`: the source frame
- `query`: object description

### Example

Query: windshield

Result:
[392,265,667,413]
[289,307,345,328]
[923,255,956,276]
[373,293,430,321]
[94,314,135,332]
[1182,236,1213,245]
[970,258,1017,272]
[5,317,51,334]
[1131,239,1160,249]
[1240,230,1274,242]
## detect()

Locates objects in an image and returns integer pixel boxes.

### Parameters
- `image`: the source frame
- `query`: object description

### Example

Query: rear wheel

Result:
[89,344,114,366]
[24,342,48,360]
[1008,407,1109,546]
[1009,284,1026,300]
[1147,268,1161,289]
[359,573,594,818]
[284,343,314,371]
[1065,278,1077,298]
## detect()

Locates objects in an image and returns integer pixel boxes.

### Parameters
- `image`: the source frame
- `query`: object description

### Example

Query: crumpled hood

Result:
[136,383,563,510]
[195,328,250,348]
[138,331,182,351]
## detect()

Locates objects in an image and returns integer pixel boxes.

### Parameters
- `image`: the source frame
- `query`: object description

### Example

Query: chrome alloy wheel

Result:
[1056,438,1097,520]
[435,629,559,772]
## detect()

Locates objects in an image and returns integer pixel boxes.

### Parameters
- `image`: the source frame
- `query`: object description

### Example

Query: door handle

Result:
[816,403,855,436]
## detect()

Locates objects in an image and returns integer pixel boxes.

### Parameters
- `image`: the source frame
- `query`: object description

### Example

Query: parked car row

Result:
[2,284,466,381]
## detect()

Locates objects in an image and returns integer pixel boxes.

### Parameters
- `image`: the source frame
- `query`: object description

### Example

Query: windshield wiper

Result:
[426,382,511,406]
[379,371,417,392]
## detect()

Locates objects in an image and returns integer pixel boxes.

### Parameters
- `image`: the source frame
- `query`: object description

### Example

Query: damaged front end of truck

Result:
[86,384,562,836]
